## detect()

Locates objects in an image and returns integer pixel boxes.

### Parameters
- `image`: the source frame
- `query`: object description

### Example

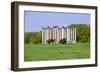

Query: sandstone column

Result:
[75,28,76,43]
[62,27,64,39]
[67,28,70,43]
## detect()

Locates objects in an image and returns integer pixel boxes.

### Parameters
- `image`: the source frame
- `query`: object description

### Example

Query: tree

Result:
[47,39,51,44]
[32,31,42,44]
[59,38,66,44]
[70,24,90,43]
[24,32,34,44]
[24,31,42,44]
[47,39,54,44]
[50,39,55,44]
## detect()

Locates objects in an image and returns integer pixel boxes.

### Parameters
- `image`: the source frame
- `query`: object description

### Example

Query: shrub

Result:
[59,38,66,44]
[47,39,55,44]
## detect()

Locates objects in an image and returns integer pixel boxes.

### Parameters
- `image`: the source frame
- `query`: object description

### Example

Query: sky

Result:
[24,11,90,32]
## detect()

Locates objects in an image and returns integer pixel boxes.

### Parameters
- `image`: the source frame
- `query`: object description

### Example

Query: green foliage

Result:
[47,39,51,44]
[24,31,42,44]
[59,38,66,44]
[71,24,90,43]
[47,39,54,44]
[32,31,42,44]
[50,39,55,43]
[24,32,34,44]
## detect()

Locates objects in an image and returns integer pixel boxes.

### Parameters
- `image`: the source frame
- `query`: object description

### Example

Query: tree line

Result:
[24,24,90,44]
[24,31,42,44]
[71,24,90,43]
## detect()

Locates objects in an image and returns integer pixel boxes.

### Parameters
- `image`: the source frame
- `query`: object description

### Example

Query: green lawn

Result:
[24,43,90,61]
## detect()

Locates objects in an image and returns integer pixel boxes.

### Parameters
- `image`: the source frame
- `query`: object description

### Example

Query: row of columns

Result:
[42,26,76,44]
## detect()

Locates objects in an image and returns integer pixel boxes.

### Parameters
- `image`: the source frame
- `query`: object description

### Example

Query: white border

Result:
[18,5,96,68]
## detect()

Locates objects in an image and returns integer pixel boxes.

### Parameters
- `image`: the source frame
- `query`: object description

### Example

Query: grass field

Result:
[24,43,90,61]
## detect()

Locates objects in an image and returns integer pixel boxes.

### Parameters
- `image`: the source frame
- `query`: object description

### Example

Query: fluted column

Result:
[70,28,72,43]
[72,28,74,43]
[57,28,59,43]
[49,29,51,39]
[45,28,48,44]
[75,28,76,43]
[46,28,49,43]
[52,28,55,43]
[44,29,46,44]
[62,28,64,39]
[67,28,70,43]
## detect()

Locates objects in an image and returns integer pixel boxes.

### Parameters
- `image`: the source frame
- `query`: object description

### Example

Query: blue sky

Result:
[24,11,90,32]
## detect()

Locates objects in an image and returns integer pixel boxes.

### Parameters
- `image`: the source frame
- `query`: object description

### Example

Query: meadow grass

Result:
[24,43,90,61]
